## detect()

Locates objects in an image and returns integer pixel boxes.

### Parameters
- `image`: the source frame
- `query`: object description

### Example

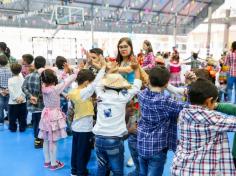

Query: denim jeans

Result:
[128,134,139,176]
[227,76,236,103]
[95,136,124,176]
[0,95,9,124]
[138,150,167,176]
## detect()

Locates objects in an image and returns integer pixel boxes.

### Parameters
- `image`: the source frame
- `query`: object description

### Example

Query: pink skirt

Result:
[38,108,67,141]
[170,72,181,87]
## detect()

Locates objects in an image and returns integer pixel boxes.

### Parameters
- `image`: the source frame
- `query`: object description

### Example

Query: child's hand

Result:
[30,96,37,105]
[184,71,197,85]
[16,96,24,104]
[63,62,71,74]
[99,55,107,68]
[128,124,137,134]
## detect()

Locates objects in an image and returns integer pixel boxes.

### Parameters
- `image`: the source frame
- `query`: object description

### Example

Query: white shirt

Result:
[8,75,26,105]
[93,79,142,137]
[71,68,106,132]
[71,115,94,132]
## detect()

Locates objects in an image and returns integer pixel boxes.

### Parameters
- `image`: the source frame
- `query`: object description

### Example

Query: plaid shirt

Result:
[171,105,236,176]
[137,88,185,157]
[22,71,44,112]
[0,66,12,89]
[224,51,236,77]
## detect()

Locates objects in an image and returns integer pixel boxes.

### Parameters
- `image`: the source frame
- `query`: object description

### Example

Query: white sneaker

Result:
[127,157,134,167]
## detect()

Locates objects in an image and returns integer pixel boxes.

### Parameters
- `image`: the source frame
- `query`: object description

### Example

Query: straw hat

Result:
[206,57,217,66]
[102,73,131,89]
[156,55,165,64]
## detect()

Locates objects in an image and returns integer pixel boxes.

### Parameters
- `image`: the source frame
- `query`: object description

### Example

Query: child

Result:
[21,54,34,77]
[171,78,236,176]
[0,55,12,130]
[22,56,46,148]
[216,58,229,102]
[68,60,106,176]
[38,66,78,170]
[8,63,27,132]
[168,55,182,87]
[137,66,186,176]
[93,58,142,176]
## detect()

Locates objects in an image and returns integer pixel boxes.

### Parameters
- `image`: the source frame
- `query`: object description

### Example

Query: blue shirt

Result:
[137,88,186,157]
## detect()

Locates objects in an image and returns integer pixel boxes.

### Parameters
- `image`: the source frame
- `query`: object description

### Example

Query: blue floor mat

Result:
[0,126,234,176]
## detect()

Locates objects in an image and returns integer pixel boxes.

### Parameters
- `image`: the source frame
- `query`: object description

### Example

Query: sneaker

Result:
[50,161,64,171]
[34,138,43,149]
[44,162,50,168]
[127,157,134,167]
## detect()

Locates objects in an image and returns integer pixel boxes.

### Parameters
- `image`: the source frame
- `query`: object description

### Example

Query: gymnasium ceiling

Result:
[0,0,225,35]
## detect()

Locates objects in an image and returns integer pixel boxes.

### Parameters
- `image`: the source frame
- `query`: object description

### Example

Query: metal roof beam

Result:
[73,0,196,17]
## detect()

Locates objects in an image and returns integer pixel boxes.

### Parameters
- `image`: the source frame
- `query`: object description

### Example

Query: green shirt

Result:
[216,103,236,158]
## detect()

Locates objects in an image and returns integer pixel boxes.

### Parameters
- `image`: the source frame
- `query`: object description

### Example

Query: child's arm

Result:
[80,67,106,100]
[125,58,142,102]
[55,73,77,95]
[215,103,236,116]
[167,84,185,96]
[22,75,32,99]
[209,111,236,132]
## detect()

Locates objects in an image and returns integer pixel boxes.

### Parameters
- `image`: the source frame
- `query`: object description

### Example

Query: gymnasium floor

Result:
[0,126,234,176]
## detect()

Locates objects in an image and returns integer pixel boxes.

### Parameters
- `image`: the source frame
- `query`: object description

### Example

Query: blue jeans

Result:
[139,150,167,176]
[227,76,236,103]
[0,95,9,124]
[128,134,139,176]
[95,136,124,176]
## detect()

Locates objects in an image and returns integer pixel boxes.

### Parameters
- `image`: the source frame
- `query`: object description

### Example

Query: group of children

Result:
[1,38,236,176]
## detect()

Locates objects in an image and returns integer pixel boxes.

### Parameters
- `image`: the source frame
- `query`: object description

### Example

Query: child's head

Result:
[189,78,218,109]
[55,56,67,69]
[194,68,215,83]
[76,69,95,86]
[149,66,170,88]
[22,54,34,65]
[0,54,8,66]
[34,56,46,69]
[41,69,58,85]
[10,63,22,75]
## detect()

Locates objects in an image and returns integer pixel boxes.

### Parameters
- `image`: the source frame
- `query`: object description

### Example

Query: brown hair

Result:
[116,37,134,65]
[10,63,22,75]
[143,40,153,54]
